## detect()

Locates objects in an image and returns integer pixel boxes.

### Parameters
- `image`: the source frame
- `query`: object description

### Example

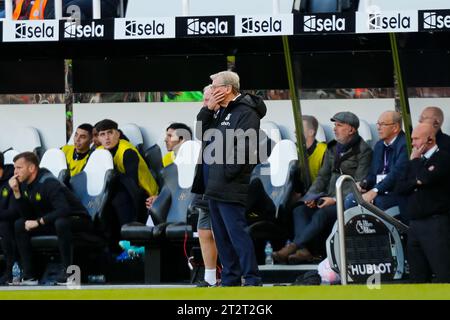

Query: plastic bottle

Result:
[12,262,21,283]
[264,241,274,265]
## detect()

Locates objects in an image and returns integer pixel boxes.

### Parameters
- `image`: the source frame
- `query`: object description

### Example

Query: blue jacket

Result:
[365,131,408,194]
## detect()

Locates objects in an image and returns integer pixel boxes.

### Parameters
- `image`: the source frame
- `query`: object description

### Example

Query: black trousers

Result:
[14,215,92,279]
[0,220,17,275]
[407,215,450,283]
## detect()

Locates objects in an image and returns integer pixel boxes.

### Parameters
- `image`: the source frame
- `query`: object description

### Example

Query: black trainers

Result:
[196,280,218,287]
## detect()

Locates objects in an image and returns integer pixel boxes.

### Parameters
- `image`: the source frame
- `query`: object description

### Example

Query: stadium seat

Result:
[3,149,19,165]
[12,126,44,160]
[39,148,70,185]
[121,140,201,283]
[246,139,298,257]
[359,119,373,145]
[316,123,327,143]
[143,143,164,189]
[260,120,282,144]
[120,123,144,155]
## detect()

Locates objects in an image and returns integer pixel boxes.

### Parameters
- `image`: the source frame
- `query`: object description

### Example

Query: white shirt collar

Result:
[384,135,398,147]
[424,145,439,159]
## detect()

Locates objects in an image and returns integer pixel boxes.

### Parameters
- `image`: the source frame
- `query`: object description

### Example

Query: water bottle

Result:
[264,241,274,265]
[12,262,21,284]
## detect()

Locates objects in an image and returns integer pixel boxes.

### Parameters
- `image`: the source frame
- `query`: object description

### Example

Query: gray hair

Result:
[210,71,240,94]
[203,84,212,93]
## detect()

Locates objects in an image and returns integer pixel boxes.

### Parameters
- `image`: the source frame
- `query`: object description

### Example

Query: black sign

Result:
[60,19,114,41]
[344,214,398,283]
[419,10,450,32]
[176,16,235,38]
[294,13,355,34]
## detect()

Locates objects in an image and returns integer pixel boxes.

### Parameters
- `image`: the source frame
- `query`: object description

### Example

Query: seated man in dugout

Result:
[344,111,409,219]
[273,112,372,264]
[9,152,92,285]
[162,123,193,168]
[61,123,94,177]
[145,122,192,209]
[95,119,158,239]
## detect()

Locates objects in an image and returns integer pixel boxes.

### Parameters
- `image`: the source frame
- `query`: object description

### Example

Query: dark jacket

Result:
[0,165,19,221]
[437,129,450,154]
[364,131,408,194]
[395,149,450,220]
[14,168,89,224]
[192,93,267,206]
[308,134,372,198]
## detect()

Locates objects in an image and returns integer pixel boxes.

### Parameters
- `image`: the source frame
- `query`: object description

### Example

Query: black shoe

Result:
[55,269,73,286]
[196,280,217,287]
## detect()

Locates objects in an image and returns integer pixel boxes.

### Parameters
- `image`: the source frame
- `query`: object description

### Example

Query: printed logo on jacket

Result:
[236,15,293,36]
[294,13,355,34]
[356,10,418,33]
[419,10,450,31]
[60,19,114,41]
[3,20,59,42]
[114,17,175,39]
[176,16,235,37]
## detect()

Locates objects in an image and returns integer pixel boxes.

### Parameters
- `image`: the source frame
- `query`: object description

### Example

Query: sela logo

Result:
[15,22,55,39]
[125,20,165,37]
[242,17,282,34]
[187,18,228,35]
[64,21,104,39]
[303,15,346,32]
[368,13,411,30]
[422,11,450,30]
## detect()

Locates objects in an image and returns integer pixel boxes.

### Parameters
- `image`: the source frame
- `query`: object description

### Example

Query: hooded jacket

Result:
[192,93,267,206]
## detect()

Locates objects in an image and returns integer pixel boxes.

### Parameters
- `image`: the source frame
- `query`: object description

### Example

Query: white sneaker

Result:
[18,278,39,286]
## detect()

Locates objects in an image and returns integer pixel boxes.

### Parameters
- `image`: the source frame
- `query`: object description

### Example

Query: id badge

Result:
[376,174,387,184]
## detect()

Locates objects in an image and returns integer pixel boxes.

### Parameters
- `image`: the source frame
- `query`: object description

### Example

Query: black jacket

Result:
[0,165,18,221]
[437,129,450,154]
[14,168,89,224]
[395,149,450,220]
[192,93,267,206]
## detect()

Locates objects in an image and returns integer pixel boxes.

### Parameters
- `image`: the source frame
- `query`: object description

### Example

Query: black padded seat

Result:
[121,140,201,283]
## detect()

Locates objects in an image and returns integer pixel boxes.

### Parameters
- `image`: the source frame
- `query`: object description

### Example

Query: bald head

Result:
[419,106,444,132]
[411,123,436,153]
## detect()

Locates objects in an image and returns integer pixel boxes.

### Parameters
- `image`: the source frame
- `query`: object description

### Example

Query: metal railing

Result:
[335,175,409,285]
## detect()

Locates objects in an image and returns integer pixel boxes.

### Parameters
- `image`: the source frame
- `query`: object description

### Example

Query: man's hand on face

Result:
[9,175,20,191]
[410,144,426,160]
[209,91,225,109]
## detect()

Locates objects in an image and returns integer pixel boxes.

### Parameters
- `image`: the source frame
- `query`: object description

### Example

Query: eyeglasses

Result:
[211,84,229,90]
[376,122,396,127]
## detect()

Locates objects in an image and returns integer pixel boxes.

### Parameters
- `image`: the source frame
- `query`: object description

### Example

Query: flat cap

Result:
[330,111,359,129]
